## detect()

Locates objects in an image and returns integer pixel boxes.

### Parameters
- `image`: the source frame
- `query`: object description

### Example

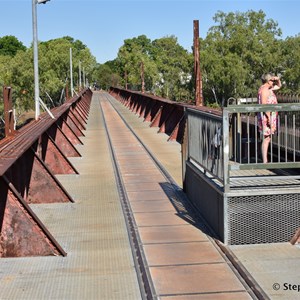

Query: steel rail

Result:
[98,96,156,300]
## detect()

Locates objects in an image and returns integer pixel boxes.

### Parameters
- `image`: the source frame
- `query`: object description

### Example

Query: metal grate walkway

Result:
[0,93,141,300]
[1,91,300,299]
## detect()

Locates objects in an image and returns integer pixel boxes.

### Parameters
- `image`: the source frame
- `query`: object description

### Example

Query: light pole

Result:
[70,48,74,97]
[32,0,50,120]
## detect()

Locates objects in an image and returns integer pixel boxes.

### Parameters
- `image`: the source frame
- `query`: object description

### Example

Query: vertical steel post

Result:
[83,67,85,88]
[141,61,145,93]
[65,82,69,100]
[125,68,128,90]
[70,48,74,97]
[32,0,40,119]
[79,61,82,91]
[223,109,230,192]
[3,86,14,137]
[193,20,203,106]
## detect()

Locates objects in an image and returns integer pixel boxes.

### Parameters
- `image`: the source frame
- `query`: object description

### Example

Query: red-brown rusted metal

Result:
[47,123,81,158]
[194,20,203,106]
[158,105,184,136]
[57,117,83,146]
[27,151,75,203]
[168,114,186,142]
[65,110,86,133]
[41,131,79,175]
[0,176,67,257]
[144,101,161,122]
[70,104,87,127]
[0,88,92,257]
[8,147,74,204]
[109,87,220,143]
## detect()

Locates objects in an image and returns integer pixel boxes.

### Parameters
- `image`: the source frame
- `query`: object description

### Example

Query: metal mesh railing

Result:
[186,102,300,192]
[187,108,223,182]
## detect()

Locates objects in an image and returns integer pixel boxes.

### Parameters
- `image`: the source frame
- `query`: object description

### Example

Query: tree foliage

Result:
[0,35,97,121]
[116,35,159,92]
[115,35,192,100]
[280,35,300,92]
[0,9,299,125]
[150,36,193,100]
[0,36,26,57]
[201,10,283,105]
[111,10,299,105]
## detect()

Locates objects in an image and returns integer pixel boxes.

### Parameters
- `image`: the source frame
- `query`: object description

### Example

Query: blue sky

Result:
[1,0,299,63]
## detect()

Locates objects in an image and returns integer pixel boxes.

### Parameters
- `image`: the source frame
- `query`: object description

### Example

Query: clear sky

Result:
[1,0,299,64]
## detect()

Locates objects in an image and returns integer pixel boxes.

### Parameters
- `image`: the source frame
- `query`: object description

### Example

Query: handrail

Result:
[184,102,300,193]
[0,87,92,257]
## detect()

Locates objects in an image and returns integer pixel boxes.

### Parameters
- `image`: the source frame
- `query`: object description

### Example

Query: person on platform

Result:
[257,73,281,163]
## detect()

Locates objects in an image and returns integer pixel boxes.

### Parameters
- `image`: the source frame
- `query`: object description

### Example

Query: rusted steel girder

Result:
[0,88,92,257]
[65,110,86,134]
[6,145,74,204]
[109,87,219,143]
[0,175,66,257]
[110,88,187,143]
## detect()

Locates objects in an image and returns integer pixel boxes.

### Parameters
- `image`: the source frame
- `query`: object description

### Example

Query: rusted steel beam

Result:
[41,132,79,175]
[76,98,89,120]
[28,151,75,203]
[142,100,157,122]
[157,105,177,134]
[3,86,15,137]
[132,94,141,114]
[136,94,151,117]
[136,97,145,117]
[150,106,163,128]
[66,110,86,132]
[0,176,67,257]
[47,123,81,158]
[70,104,87,126]
[144,101,161,122]
[139,97,152,119]
[7,147,74,204]
[0,88,92,258]
[168,115,186,143]
[158,105,184,137]
[59,117,83,145]
[128,94,137,111]
[110,87,218,143]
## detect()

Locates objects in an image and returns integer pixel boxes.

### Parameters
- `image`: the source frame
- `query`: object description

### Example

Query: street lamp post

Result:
[32,0,50,120]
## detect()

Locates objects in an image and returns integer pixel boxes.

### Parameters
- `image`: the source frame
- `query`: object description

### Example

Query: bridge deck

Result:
[0,91,299,299]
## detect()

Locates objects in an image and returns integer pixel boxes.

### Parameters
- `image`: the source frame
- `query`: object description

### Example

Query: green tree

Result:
[280,35,300,93]
[0,35,26,57]
[38,37,97,104]
[90,63,120,90]
[117,35,158,91]
[150,36,193,101]
[201,10,282,105]
[0,36,97,119]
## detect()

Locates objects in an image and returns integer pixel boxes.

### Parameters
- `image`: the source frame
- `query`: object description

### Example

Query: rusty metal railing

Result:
[109,87,219,143]
[0,88,92,258]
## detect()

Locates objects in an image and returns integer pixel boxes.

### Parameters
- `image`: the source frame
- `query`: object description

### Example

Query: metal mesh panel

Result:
[187,109,223,181]
[227,193,300,245]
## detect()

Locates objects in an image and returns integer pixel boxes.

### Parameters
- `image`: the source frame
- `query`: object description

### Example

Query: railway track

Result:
[98,91,268,300]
